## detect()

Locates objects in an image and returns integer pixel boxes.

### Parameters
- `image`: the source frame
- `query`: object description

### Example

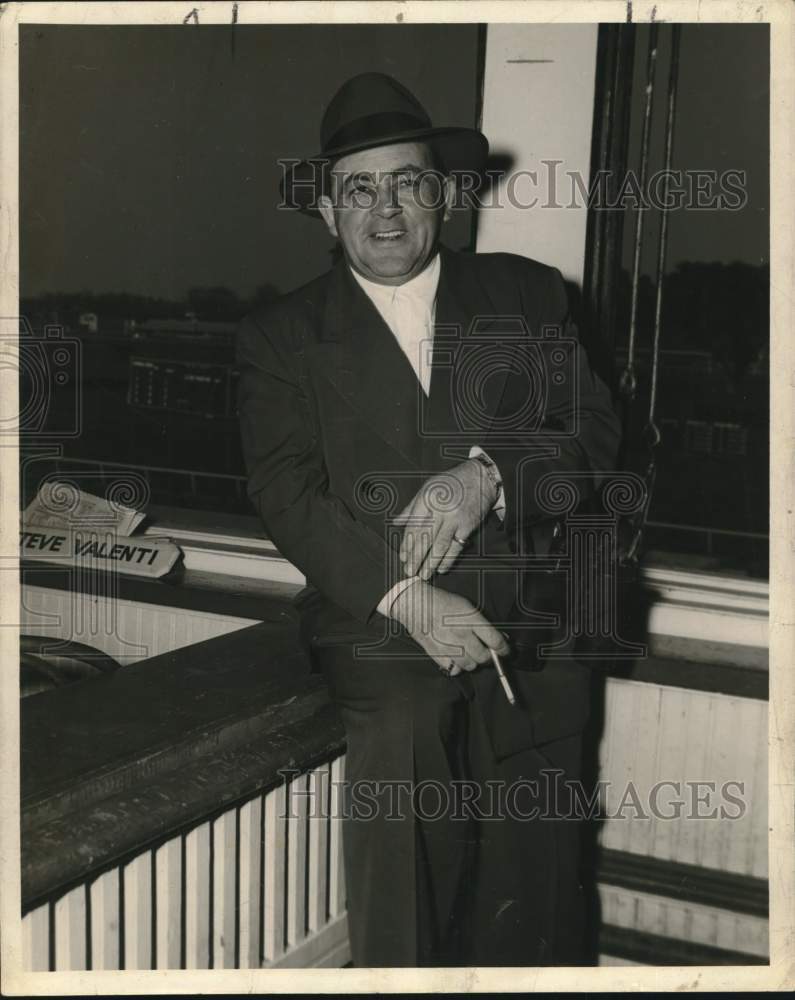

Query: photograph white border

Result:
[1,1,792,993]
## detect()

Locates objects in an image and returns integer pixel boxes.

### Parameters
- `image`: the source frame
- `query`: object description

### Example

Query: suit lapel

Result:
[310,249,518,470]
[424,248,510,459]
[313,259,425,468]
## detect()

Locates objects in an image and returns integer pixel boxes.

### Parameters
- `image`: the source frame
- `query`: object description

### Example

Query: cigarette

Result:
[489,648,516,706]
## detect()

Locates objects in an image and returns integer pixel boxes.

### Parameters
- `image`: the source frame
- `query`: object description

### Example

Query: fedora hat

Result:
[281,72,489,214]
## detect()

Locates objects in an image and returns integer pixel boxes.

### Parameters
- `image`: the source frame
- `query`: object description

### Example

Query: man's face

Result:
[318,141,454,286]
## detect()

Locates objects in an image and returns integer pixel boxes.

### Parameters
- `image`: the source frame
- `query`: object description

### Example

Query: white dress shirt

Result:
[350,255,505,618]
[351,253,440,394]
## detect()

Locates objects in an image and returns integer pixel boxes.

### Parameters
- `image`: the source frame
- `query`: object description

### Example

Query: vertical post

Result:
[627,24,683,563]
[582,24,636,371]
[620,22,660,405]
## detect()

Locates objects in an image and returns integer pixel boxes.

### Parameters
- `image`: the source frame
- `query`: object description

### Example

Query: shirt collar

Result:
[349,252,441,309]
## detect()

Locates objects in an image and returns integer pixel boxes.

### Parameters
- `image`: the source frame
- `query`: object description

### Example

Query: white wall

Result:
[476,24,599,287]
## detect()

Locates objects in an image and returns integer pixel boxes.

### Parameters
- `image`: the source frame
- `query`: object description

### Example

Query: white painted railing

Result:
[23,757,348,971]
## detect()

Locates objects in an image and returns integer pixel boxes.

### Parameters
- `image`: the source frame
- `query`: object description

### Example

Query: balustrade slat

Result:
[184,823,211,968]
[211,809,238,967]
[307,764,330,933]
[54,884,87,971]
[328,755,346,918]
[89,868,120,969]
[122,851,152,969]
[22,903,50,971]
[286,773,309,948]
[155,836,182,969]
[237,795,263,968]
[263,783,287,963]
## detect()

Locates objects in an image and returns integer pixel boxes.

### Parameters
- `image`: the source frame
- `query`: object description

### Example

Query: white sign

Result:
[20,525,181,578]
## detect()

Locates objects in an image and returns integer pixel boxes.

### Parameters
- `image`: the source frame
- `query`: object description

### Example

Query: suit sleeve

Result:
[236,313,405,624]
[484,264,622,545]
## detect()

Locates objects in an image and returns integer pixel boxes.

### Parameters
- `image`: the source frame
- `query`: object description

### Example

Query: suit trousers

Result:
[319,641,587,968]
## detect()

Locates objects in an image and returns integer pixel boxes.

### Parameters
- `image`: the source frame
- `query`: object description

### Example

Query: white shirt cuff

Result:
[468,446,506,519]
[377,576,422,619]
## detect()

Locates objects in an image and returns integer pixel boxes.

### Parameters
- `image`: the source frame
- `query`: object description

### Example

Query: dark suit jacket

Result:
[237,246,621,758]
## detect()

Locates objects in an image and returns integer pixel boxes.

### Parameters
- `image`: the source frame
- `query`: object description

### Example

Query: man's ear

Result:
[442,175,457,223]
[317,195,339,238]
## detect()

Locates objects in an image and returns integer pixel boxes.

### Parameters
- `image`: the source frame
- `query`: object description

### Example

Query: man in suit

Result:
[237,73,621,968]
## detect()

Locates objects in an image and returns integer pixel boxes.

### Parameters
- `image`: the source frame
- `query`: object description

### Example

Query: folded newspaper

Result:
[21,482,181,578]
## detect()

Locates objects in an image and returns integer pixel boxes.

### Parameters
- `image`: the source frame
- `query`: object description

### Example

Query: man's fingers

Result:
[457,653,480,672]
[446,649,478,672]
[400,528,414,566]
[400,515,433,568]
[405,528,429,575]
[396,493,434,568]
[462,632,493,666]
[397,499,418,562]
[435,533,467,575]
[432,639,491,675]
[431,653,471,676]
[405,520,439,576]
[472,620,511,656]
[417,524,457,580]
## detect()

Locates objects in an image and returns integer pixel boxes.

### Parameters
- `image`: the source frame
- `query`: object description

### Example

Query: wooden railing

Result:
[19,560,769,968]
[20,597,349,970]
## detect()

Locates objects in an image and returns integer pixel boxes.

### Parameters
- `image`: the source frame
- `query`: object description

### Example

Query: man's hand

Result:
[391,579,509,677]
[394,458,497,581]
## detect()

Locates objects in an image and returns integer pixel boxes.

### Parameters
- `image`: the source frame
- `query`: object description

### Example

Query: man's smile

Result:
[371,229,407,241]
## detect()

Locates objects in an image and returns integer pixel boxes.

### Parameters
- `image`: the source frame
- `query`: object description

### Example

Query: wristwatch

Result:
[469,450,503,498]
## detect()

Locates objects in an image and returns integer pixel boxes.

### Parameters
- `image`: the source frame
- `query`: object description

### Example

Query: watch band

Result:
[470,451,502,494]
